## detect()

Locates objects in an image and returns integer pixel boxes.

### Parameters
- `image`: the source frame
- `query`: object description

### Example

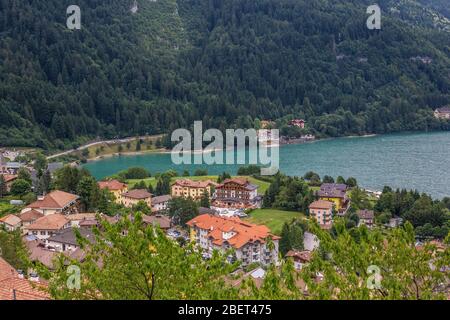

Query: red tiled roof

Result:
[0,214,21,226]
[142,214,171,229]
[172,179,217,188]
[65,213,96,221]
[187,214,279,249]
[27,190,79,209]
[20,210,44,223]
[286,250,312,263]
[216,178,257,191]
[122,189,152,199]
[98,179,127,191]
[221,178,249,186]
[28,244,58,269]
[309,200,334,210]
[2,174,17,183]
[357,209,374,220]
[0,257,18,282]
[27,214,69,231]
[0,257,49,300]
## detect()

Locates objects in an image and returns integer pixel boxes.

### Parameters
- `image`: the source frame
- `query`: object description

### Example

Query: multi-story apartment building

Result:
[121,189,152,208]
[171,179,216,200]
[309,200,334,229]
[187,214,279,266]
[212,178,259,209]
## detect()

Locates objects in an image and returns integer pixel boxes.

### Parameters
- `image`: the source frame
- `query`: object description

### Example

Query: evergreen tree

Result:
[279,223,291,256]
[76,176,101,212]
[17,168,32,184]
[200,190,210,208]
[0,175,7,198]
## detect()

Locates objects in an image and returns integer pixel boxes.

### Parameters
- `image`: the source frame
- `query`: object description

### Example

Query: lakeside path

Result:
[47,135,164,160]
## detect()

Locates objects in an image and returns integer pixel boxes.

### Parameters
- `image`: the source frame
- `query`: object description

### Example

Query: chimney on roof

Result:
[29,272,39,282]
[17,269,25,279]
[38,195,45,201]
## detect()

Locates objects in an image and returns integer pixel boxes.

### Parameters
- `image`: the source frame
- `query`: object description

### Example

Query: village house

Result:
[171,179,217,201]
[19,210,44,228]
[357,209,375,228]
[0,161,23,175]
[434,106,450,120]
[26,214,70,240]
[1,174,17,192]
[212,178,259,209]
[121,189,152,208]
[0,257,49,300]
[142,214,172,231]
[45,227,95,253]
[387,217,403,228]
[309,200,334,229]
[151,194,171,212]
[25,238,59,269]
[98,179,128,203]
[65,213,97,228]
[317,183,350,215]
[187,214,280,266]
[0,214,22,231]
[285,250,312,270]
[21,190,80,216]
[24,234,89,270]
[288,119,305,129]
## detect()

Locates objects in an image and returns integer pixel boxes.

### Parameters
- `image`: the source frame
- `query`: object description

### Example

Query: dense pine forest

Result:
[0,0,449,149]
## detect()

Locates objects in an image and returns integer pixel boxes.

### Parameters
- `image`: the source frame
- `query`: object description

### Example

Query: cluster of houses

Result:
[0,153,64,194]
[307,183,405,230]
[307,183,351,229]
[0,185,174,271]
[1,172,428,299]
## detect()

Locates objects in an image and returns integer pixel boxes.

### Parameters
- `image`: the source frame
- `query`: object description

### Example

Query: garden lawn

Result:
[244,209,305,235]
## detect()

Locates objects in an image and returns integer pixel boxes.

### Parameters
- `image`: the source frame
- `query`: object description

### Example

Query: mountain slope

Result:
[0,0,449,149]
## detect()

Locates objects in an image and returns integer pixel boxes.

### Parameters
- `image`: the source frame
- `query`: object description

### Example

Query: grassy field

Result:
[84,135,164,159]
[127,175,271,195]
[244,209,305,235]
[0,199,21,218]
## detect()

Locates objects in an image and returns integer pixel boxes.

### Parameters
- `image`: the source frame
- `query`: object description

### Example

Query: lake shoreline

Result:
[82,131,450,199]
[84,133,380,162]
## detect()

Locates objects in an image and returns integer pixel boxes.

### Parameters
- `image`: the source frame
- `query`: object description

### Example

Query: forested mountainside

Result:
[1,0,449,149]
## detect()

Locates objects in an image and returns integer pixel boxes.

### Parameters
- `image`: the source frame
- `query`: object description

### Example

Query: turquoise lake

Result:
[83,132,450,199]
